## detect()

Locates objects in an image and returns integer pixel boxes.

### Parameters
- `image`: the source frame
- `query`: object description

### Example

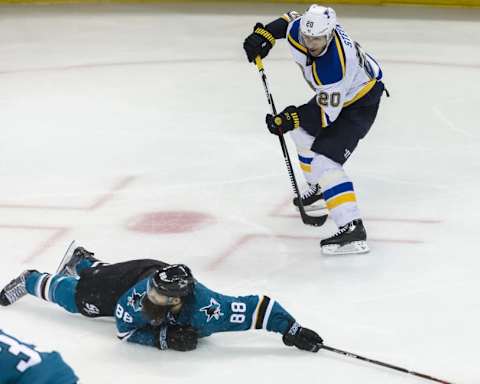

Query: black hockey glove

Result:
[282,322,323,353]
[243,23,276,63]
[158,325,198,352]
[266,106,300,135]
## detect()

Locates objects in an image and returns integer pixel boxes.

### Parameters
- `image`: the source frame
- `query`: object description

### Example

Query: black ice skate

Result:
[293,183,327,215]
[0,270,36,306]
[56,240,98,277]
[320,219,369,255]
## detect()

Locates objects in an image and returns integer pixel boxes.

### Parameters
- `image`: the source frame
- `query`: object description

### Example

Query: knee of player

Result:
[309,154,343,180]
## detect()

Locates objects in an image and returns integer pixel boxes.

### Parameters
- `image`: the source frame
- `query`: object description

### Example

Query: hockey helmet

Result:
[147,264,194,305]
[300,5,336,56]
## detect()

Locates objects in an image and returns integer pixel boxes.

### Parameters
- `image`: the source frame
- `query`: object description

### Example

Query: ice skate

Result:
[56,240,97,277]
[293,183,327,215]
[0,270,36,306]
[320,219,369,255]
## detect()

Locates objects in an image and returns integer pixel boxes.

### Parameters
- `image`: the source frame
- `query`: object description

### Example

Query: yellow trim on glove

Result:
[290,112,300,129]
[255,27,276,46]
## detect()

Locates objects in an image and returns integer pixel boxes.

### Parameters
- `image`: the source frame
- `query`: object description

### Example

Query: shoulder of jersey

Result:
[287,20,346,86]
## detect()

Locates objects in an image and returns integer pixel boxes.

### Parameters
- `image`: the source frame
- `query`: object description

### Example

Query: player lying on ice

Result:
[0,241,323,353]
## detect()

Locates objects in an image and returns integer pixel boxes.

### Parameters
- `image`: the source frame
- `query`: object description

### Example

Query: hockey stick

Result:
[321,344,455,384]
[254,57,327,227]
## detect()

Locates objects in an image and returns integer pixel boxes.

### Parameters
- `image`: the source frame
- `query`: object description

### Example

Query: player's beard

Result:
[142,297,170,326]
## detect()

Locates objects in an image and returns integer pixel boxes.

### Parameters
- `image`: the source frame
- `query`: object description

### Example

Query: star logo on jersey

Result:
[127,289,145,312]
[199,298,224,322]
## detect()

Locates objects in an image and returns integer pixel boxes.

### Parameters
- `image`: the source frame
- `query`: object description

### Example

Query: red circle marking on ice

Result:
[127,211,214,234]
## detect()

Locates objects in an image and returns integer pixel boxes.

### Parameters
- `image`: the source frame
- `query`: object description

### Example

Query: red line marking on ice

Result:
[268,197,291,217]
[0,176,136,211]
[208,233,423,270]
[274,213,442,224]
[0,176,136,262]
[26,227,70,263]
[269,197,442,225]
[87,176,136,211]
[365,217,442,224]
[0,225,69,263]
[208,234,258,271]
[269,234,423,244]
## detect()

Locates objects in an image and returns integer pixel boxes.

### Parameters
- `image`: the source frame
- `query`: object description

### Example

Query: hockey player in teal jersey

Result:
[0,241,323,353]
[0,329,78,384]
[243,5,387,255]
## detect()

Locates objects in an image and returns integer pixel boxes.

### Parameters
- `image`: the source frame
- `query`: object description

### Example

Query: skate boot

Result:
[293,183,326,214]
[56,240,97,277]
[320,219,369,255]
[0,270,36,306]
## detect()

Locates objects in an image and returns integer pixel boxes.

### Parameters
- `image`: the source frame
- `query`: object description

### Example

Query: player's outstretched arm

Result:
[186,283,323,352]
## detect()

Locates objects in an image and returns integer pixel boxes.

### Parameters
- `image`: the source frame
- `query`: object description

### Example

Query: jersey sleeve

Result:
[265,11,300,39]
[248,295,295,334]
[178,283,295,337]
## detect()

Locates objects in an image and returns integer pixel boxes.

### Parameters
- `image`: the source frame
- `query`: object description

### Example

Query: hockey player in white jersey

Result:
[243,5,387,255]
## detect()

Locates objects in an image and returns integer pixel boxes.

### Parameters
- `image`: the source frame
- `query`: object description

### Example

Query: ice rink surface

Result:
[1,2,480,383]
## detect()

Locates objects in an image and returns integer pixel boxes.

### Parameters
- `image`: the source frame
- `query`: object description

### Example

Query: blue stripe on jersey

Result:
[326,112,332,125]
[323,181,354,200]
[287,19,308,55]
[367,53,383,80]
[289,19,300,44]
[298,155,313,164]
[312,32,345,86]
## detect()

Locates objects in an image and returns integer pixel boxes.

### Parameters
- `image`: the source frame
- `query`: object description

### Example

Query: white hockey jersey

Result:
[284,15,383,128]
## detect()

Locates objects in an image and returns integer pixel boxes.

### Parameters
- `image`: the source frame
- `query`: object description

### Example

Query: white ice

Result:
[1,3,479,383]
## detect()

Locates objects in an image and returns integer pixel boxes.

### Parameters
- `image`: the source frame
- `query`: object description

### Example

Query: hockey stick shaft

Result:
[254,57,327,227]
[321,344,455,384]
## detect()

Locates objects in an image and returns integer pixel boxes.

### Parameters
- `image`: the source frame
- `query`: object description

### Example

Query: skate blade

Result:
[55,240,78,274]
[321,241,369,255]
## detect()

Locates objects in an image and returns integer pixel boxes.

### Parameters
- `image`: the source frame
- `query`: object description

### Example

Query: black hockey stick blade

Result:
[301,212,328,226]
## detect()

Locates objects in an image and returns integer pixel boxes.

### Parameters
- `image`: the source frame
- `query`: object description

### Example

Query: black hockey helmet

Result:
[148,264,194,299]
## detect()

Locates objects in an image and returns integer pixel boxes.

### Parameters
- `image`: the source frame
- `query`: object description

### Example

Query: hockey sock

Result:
[26,272,79,313]
[75,258,107,275]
